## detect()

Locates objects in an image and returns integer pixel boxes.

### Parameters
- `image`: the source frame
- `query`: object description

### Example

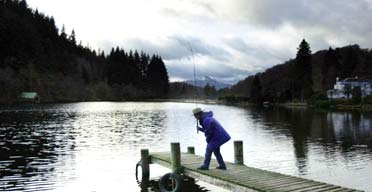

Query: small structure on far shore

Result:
[327,77,372,99]
[20,92,40,103]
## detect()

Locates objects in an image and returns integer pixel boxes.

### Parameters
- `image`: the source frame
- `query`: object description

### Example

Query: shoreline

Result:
[147,99,220,104]
[2,99,372,112]
[0,98,222,106]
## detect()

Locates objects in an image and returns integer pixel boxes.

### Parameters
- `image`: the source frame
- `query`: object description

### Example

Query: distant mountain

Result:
[185,76,231,89]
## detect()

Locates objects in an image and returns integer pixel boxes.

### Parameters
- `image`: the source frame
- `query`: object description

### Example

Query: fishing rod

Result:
[188,43,199,134]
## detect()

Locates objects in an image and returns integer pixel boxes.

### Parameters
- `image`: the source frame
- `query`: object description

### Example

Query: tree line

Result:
[168,82,219,99]
[0,0,169,103]
[229,39,372,103]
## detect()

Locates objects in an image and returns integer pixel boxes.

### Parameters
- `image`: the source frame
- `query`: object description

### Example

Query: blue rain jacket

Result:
[198,111,231,150]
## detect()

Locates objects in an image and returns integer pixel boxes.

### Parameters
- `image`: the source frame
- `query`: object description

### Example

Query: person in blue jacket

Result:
[192,107,231,170]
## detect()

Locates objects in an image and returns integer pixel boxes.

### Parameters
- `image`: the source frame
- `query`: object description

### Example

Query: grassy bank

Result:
[148,99,219,104]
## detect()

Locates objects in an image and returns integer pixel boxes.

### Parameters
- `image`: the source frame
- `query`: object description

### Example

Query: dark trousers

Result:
[203,146,226,168]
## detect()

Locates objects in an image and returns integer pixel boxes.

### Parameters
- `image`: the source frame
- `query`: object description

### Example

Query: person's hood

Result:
[203,111,213,118]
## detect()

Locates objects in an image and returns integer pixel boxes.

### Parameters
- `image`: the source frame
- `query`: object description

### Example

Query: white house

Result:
[327,77,372,99]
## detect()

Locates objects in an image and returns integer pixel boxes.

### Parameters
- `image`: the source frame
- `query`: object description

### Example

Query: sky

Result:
[26,0,372,84]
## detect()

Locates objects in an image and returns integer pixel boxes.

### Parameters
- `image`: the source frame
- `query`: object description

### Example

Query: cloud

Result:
[224,37,251,53]
[26,0,372,84]
[98,35,230,61]
[197,0,372,48]
[223,37,283,60]
[97,35,245,83]
[165,55,252,84]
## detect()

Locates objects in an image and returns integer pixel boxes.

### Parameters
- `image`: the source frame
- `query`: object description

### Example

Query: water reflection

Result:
[255,107,372,187]
[138,175,210,192]
[0,109,77,191]
[0,102,170,191]
[72,110,166,148]
[0,103,372,191]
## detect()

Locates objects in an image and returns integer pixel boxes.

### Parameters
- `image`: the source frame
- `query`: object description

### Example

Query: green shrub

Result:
[352,86,362,104]
[313,100,332,108]
[94,82,114,100]
[218,95,250,103]
[308,92,328,105]
[292,99,301,103]
[363,95,372,104]
[311,92,328,100]
[333,99,354,105]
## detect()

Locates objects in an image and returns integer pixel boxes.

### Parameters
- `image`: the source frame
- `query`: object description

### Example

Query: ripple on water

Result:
[1,102,372,191]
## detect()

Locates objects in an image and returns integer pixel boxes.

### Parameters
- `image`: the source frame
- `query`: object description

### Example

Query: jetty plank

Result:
[150,152,363,192]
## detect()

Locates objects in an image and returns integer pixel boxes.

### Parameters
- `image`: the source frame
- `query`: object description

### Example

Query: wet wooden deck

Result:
[150,152,362,192]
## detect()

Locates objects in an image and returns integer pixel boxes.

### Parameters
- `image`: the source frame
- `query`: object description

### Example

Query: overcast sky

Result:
[27,0,372,84]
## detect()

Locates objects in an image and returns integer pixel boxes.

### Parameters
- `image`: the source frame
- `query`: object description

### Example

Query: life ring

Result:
[159,172,182,192]
[135,160,142,181]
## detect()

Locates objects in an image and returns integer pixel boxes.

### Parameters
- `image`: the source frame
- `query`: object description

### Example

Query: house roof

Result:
[342,77,372,83]
[20,92,38,99]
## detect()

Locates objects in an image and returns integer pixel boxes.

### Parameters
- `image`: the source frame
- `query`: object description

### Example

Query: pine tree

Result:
[60,25,67,39]
[250,75,262,103]
[291,39,312,100]
[146,55,169,98]
[19,0,27,9]
[134,50,140,64]
[69,29,76,45]
[127,49,141,87]
[341,45,360,79]
[0,0,172,101]
[158,56,169,96]
[139,51,149,78]
[322,47,340,91]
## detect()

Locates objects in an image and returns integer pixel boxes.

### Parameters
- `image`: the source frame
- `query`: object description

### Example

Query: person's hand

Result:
[197,126,203,131]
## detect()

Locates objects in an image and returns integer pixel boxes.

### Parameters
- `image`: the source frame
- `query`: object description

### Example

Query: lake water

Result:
[0,102,371,191]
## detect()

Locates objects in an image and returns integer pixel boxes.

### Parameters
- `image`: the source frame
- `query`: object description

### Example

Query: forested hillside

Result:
[0,0,169,103]
[230,42,372,102]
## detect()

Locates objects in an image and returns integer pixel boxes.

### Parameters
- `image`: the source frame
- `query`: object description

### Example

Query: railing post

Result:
[187,146,195,154]
[234,140,244,165]
[171,142,182,174]
[141,149,150,177]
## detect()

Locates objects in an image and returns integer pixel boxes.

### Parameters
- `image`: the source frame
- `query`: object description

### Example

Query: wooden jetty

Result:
[140,141,363,192]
